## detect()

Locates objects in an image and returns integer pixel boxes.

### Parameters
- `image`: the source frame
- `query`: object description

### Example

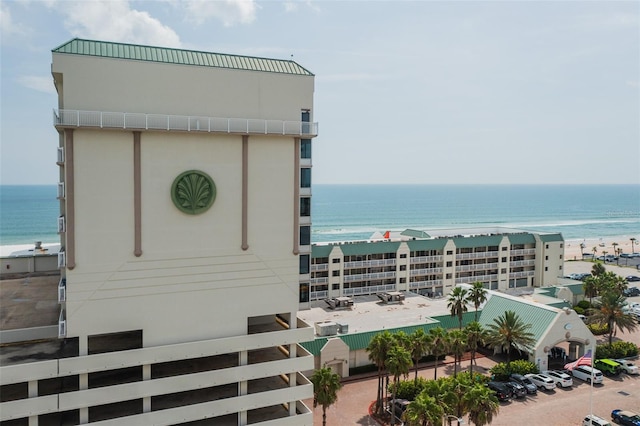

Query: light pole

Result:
[445,414,464,426]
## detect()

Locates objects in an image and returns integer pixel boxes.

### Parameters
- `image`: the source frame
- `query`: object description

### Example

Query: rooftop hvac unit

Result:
[337,322,349,334]
[324,296,354,310]
[377,291,405,304]
[315,321,339,336]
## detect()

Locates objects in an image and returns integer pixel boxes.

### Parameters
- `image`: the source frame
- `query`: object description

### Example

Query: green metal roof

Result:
[539,233,564,243]
[452,234,504,249]
[339,241,402,256]
[52,38,314,76]
[547,301,572,309]
[312,245,335,259]
[401,229,431,239]
[406,238,449,251]
[478,294,558,341]
[299,311,477,356]
[507,233,536,245]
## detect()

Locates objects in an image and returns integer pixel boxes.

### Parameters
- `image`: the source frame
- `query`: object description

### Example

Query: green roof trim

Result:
[547,301,572,309]
[452,235,504,249]
[312,245,335,259]
[300,311,478,355]
[52,38,314,76]
[564,283,585,296]
[401,229,431,239]
[507,233,536,245]
[539,233,564,243]
[339,241,402,256]
[406,238,448,251]
[478,294,558,341]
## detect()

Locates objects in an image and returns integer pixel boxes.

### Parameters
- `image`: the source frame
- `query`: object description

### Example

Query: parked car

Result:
[509,373,537,394]
[623,287,640,297]
[504,381,527,398]
[524,373,556,391]
[611,409,640,426]
[595,359,622,376]
[487,381,512,401]
[625,276,640,283]
[614,359,639,375]
[572,365,604,384]
[390,399,410,419]
[542,370,574,388]
[584,414,613,426]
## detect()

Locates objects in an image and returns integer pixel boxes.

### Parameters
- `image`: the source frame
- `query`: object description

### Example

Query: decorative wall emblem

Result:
[171,170,216,214]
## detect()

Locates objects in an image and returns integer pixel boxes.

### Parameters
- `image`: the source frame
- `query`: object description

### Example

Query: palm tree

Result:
[367,330,394,416]
[464,321,486,375]
[310,367,342,426]
[600,271,629,296]
[409,329,431,383]
[612,242,618,262]
[463,383,500,426]
[631,237,637,254]
[447,286,468,329]
[592,246,598,258]
[403,392,444,426]
[485,310,536,363]
[448,329,467,377]
[467,281,487,321]
[591,261,606,277]
[590,291,638,346]
[386,345,413,425]
[583,275,599,306]
[580,242,586,257]
[421,378,455,422]
[428,327,449,380]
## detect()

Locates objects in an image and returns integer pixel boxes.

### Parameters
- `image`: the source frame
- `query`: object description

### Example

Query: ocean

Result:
[1,184,638,246]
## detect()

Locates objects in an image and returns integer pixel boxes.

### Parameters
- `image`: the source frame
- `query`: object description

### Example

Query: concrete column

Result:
[28,380,38,426]
[143,364,151,412]
[238,350,247,426]
[79,336,88,423]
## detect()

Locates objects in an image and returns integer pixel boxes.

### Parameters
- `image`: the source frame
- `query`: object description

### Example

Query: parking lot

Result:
[308,262,640,425]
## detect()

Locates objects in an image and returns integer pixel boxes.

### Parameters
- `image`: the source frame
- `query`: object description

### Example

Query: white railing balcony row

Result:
[58,310,66,338]
[510,259,536,267]
[510,270,536,279]
[343,283,396,296]
[455,251,499,260]
[409,267,443,276]
[57,216,65,233]
[57,182,65,199]
[455,274,498,284]
[409,279,443,289]
[54,109,318,137]
[456,262,499,272]
[409,255,443,263]
[511,248,536,256]
[309,290,328,301]
[57,146,64,164]
[344,271,396,282]
[310,264,329,272]
[343,258,396,269]
[310,277,328,285]
[57,251,66,268]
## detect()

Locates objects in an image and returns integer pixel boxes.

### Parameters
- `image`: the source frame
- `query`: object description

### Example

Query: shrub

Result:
[596,341,639,359]
[390,377,429,401]
[587,322,610,335]
[576,300,591,310]
[489,360,538,381]
[573,306,585,315]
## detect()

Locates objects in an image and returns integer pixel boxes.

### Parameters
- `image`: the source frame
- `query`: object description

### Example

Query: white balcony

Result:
[57,216,65,233]
[310,264,328,272]
[57,146,64,164]
[57,251,66,268]
[58,278,66,303]
[409,255,443,263]
[54,109,318,137]
[343,283,396,296]
[344,258,396,268]
[58,310,66,338]
[57,182,65,199]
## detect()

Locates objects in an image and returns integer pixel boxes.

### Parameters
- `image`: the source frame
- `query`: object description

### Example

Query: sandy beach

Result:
[564,236,638,261]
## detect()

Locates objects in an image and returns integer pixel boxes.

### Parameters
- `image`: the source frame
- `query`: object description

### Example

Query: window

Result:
[399,278,406,283]
[332,270,340,277]
[545,267,548,271]
[446,250,453,255]
[301,168,311,188]
[299,255,310,274]
[502,247,507,251]
[332,258,340,263]
[399,265,406,271]
[446,273,452,279]
[546,244,549,249]
[545,256,548,260]
[446,261,452,267]
[501,268,507,274]
[400,253,407,258]
[300,197,311,216]
[299,283,309,303]
[501,257,507,262]
[559,255,563,259]
[301,139,311,159]
[560,243,563,248]
[300,226,311,245]
[332,284,340,290]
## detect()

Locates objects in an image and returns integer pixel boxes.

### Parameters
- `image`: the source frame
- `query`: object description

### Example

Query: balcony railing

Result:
[511,248,536,256]
[344,271,396,283]
[58,277,66,303]
[54,109,318,137]
[409,267,443,276]
[456,251,499,260]
[344,258,396,268]
[410,255,443,263]
[409,279,443,289]
[310,264,328,272]
[509,259,536,267]
[343,283,396,296]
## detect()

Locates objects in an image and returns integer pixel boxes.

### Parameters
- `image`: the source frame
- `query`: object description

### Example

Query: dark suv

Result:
[509,373,537,394]
[487,381,512,401]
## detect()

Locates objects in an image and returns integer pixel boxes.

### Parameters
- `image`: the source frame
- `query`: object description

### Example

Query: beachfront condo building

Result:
[307,228,564,302]
[1,38,317,425]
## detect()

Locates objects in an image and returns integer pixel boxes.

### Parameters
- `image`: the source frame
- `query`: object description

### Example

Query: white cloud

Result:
[0,2,27,42]
[182,0,257,26]
[49,0,181,47]
[17,75,57,95]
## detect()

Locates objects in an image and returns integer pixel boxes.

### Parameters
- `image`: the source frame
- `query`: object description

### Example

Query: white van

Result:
[583,414,612,426]
[572,366,604,384]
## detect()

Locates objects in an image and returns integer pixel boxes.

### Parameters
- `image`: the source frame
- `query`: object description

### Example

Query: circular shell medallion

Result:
[171,170,216,214]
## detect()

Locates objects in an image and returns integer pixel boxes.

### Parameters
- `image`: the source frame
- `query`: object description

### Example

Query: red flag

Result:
[383,231,390,239]
[563,349,592,371]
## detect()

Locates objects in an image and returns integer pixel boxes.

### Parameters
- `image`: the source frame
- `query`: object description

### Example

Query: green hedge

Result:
[489,360,539,381]
[596,341,639,359]
[587,322,610,335]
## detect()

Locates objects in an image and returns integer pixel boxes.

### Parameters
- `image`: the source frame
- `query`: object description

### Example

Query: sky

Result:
[1,0,639,185]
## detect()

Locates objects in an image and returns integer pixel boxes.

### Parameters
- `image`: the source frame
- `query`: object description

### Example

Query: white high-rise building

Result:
[1,38,317,426]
